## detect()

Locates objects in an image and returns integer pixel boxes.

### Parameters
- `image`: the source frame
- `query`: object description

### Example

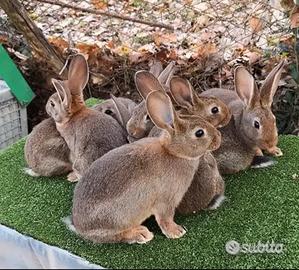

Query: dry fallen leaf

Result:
[106,40,115,49]
[0,35,8,44]
[184,0,193,5]
[243,50,262,65]
[199,31,217,42]
[191,15,211,31]
[90,73,106,85]
[113,45,132,56]
[196,42,218,59]
[153,32,177,46]
[75,43,101,58]
[168,49,178,60]
[91,0,108,10]
[290,6,299,29]
[281,0,296,11]
[129,51,151,64]
[249,16,263,33]
[48,37,69,53]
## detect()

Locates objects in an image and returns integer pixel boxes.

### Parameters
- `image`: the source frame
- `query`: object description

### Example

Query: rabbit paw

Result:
[267,146,283,157]
[159,221,186,239]
[67,172,79,182]
[126,226,154,244]
[23,168,40,177]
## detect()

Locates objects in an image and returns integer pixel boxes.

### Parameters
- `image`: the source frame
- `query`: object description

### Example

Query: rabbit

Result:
[200,60,286,174]
[175,115,225,215]
[24,92,132,179]
[177,151,225,214]
[126,100,153,142]
[94,94,151,143]
[93,95,136,133]
[170,77,232,127]
[24,117,72,177]
[145,77,229,214]
[126,61,176,142]
[92,94,137,125]
[47,54,127,181]
[148,76,232,137]
[68,71,222,244]
[92,61,176,143]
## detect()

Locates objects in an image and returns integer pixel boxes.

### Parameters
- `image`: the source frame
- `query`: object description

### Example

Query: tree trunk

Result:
[0,0,66,76]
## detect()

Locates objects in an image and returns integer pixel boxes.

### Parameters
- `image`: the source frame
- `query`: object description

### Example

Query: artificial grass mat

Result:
[0,135,299,269]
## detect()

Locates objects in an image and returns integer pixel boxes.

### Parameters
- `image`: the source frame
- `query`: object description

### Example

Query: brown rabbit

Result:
[177,152,225,214]
[126,61,176,142]
[200,60,286,174]
[24,117,72,177]
[68,72,222,244]
[93,96,136,128]
[126,100,153,142]
[145,78,228,214]
[47,54,127,181]
[169,77,232,128]
[176,115,225,215]
[24,94,131,178]
[148,75,232,137]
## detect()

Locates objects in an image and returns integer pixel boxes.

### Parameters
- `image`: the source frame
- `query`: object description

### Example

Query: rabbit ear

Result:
[51,79,71,109]
[165,63,177,89]
[146,90,174,134]
[110,94,131,126]
[135,71,165,99]
[158,61,176,85]
[149,60,163,78]
[260,60,285,108]
[67,54,89,95]
[234,66,259,109]
[169,77,194,109]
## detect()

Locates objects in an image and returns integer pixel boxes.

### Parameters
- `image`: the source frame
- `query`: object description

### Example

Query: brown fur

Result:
[71,73,221,244]
[177,151,224,214]
[93,96,136,128]
[139,75,230,215]
[148,76,232,137]
[48,54,127,181]
[24,117,71,176]
[170,77,232,128]
[126,62,176,142]
[126,100,154,142]
[55,106,127,178]
[200,60,286,174]
[149,116,226,215]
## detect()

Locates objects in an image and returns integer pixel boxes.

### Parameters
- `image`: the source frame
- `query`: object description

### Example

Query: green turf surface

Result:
[85,97,101,107]
[0,135,299,269]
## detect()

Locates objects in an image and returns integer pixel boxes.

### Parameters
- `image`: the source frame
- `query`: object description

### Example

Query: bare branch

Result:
[35,0,175,31]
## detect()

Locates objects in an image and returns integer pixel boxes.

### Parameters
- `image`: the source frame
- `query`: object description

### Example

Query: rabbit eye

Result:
[195,129,205,138]
[50,101,55,107]
[105,109,113,115]
[146,115,150,121]
[254,120,260,129]
[211,107,219,114]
